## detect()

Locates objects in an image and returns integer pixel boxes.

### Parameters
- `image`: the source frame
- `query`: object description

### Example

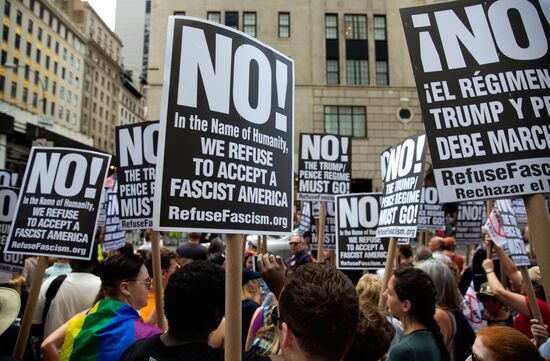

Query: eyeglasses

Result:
[128,277,153,289]
[270,305,302,338]
[289,241,302,246]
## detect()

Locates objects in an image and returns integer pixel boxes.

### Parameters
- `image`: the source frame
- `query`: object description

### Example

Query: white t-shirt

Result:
[33,272,101,337]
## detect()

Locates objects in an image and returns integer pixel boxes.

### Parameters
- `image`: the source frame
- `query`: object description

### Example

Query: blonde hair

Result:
[356,273,382,306]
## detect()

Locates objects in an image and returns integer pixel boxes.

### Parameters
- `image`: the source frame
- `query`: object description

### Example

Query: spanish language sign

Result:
[417,187,445,231]
[401,0,550,202]
[153,17,294,235]
[0,186,23,273]
[4,147,110,260]
[311,201,335,251]
[103,191,126,252]
[455,201,484,245]
[377,134,427,238]
[116,121,159,230]
[297,133,351,201]
[336,193,389,270]
[484,199,529,266]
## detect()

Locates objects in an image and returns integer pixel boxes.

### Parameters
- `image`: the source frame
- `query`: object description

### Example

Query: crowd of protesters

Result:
[1,225,550,361]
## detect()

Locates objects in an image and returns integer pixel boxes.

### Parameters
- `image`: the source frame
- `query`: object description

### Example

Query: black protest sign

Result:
[298,202,311,236]
[484,199,529,266]
[4,147,111,260]
[455,201,484,245]
[153,17,294,235]
[401,0,550,203]
[376,134,427,238]
[0,170,19,188]
[311,201,335,251]
[0,186,23,273]
[335,193,389,270]
[116,121,159,230]
[417,187,445,231]
[103,191,126,252]
[511,199,528,228]
[297,133,351,201]
[96,189,108,228]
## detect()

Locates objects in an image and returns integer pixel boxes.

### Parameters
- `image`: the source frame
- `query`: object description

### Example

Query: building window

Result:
[26,42,31,56]
[2,25,8,42]
[47,35,51,47]
[14,33,20,48]
[173,11,185,15]
[10,82,16,98]
[324,106,367,137]
[22,88,28,103]
[4,1,10,17]
[344,14,367,39]
[29,0,35,11]
[35,49,40,63]
[278,12,290,38]
[207,11,221,23]
[55,41,59,54]
[50,101,55,115]
[0,75,4,94]
[325,14,338,39]
[37,27,42,41]
[243,12,256,37]
[374,15,386,41]
[24,65,29,80]
[376,60,389,85]
[28,19,33,34]
[16,10,22,25]
[1,50,6,65]
[326,60,339,85]
[346,59,368,85]
[225,11,238,30]
[32,92,38,108]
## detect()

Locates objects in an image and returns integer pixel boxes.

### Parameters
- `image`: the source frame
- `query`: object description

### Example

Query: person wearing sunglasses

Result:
[467,325,545,361]
[59,254,162,361]
[285,235,314,268]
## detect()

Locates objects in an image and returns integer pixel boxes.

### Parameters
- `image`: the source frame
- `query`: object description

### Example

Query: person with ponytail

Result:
[384,266,450,361]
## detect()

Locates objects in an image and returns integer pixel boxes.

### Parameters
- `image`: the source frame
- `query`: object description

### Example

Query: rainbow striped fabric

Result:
[60,298,162,361]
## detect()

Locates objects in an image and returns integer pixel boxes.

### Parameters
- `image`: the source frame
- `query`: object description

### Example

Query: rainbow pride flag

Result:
[60,298,161,361]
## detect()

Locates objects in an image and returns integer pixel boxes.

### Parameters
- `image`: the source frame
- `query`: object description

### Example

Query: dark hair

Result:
[207,252,226,266]
[279,263,359,361]
[345,302,394,361]
[207,238,225,256]
[398,244,413,259]
[99,254,144,297]
[144,247,177,275]
[164,260,225,340]
[116,242,135,257]
[393,267,450,361]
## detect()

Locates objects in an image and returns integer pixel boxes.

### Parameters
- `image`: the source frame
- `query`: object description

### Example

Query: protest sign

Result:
[484,199,530,266]
[376,134,427,238]
[4,147,110,260]
[456,201,484,245]
[311,201,335,251]
[335,193,389,270]
[116,121,159,230]
[103,191,126,252]
[297,133,351,201]
[0,186,23,273]
[512,199,528,227]
[417,187,445,231]
[153,17,294,235]
[298,202,311,236]
[96,189,108,228]
[401,0,550,203]
[0,170,19,188]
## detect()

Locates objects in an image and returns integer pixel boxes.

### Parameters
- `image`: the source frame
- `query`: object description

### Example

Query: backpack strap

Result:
[42,274,67,326]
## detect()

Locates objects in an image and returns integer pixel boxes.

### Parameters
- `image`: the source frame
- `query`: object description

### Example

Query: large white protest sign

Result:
[401,0,550,203]
[455,201,484,245]
[116,121,159,230]
[153,17,294,235]
[311,201,336,251]
[336,193,389,270]
[484,199,530,266]
[0,186,23,273]
[417,187,446,231]
[103,191,126,252]
[297,133,351,201]
[4,147,110,260]
[376,134,427,238]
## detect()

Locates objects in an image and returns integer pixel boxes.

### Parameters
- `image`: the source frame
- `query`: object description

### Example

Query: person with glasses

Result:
[119,260,280,361]
[140,247,179,327]
[285,235,314,268]
[467,325,545,361]
[58,254,162,361]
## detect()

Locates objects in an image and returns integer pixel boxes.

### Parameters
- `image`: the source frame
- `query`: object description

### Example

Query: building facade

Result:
[0,0,91,170]
[115,0,151,76]
[147,0,435,191]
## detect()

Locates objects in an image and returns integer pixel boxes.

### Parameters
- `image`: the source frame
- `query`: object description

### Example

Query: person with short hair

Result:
[284,235,313,268]
[277,263,359,361]
[176,232,207,262]
[59,254,161,361]
[429,237,451,264]
[119,261,276,361]
[467,325,545,361]
[443,237,464,270]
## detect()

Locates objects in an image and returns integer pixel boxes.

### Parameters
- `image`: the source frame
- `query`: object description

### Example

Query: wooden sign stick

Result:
[317,202,327,262]
[151,230,165,330]
[379,237,397,310]
[225,235,243,361]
